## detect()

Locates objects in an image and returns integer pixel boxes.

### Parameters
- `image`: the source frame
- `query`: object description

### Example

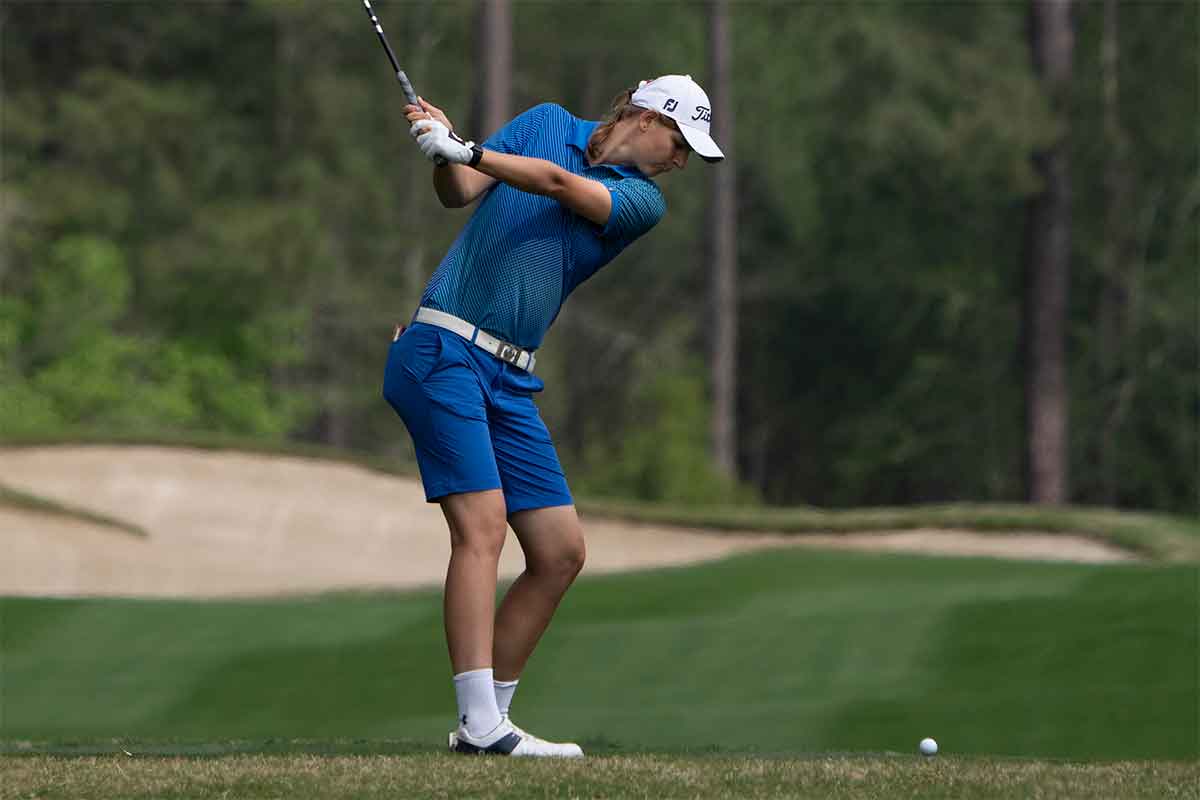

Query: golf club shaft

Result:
[361,0,447,165]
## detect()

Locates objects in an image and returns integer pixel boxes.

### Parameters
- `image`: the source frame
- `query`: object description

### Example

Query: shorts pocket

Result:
[422,364,489,422]
[383,329,444,416]
[396,327,445,383]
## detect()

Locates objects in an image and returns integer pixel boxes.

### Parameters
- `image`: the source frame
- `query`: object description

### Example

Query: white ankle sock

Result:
[494,679,519,717]
[453,668,503,737]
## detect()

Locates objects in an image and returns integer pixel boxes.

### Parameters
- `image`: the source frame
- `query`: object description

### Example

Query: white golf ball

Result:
[919,737,938,756]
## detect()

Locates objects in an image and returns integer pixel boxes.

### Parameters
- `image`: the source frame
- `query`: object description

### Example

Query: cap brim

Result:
[679,124,724,163]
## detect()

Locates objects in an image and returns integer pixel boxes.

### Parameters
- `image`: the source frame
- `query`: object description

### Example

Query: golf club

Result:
[361,0,447,166]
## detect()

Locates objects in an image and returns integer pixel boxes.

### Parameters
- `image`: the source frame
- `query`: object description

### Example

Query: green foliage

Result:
[0,1,1194,510]
[576,368,757,506]
[0,231,301,436]
[13,336,298,437]
[29,235,130,365]
[0,380,62,435]
[31,338,299,436]
[0,296,29,374]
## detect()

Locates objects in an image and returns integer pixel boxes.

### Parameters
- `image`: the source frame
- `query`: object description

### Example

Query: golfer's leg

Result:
[440,488,509,674]
[493,504,586,680]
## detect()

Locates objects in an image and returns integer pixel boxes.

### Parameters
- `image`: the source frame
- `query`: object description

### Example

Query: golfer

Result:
[383,75,724,757]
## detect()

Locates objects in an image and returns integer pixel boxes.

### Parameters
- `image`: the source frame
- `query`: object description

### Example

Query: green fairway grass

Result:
[1,550,1196,762]
[1,752,1197,800]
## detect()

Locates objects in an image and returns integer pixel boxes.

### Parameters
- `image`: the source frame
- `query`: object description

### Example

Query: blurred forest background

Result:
[2,1,1196,512]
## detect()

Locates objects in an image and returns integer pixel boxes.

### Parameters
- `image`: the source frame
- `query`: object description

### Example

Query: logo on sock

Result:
[461,714,468,726]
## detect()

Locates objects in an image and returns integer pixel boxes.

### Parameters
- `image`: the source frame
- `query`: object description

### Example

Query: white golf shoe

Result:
[448,718,584,758]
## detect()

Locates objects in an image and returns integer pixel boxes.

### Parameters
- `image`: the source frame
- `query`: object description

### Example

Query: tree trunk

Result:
[471,0,512,138]
[709,0,738,478]
[1023,0,1074,504]
[1096,0,1136,505]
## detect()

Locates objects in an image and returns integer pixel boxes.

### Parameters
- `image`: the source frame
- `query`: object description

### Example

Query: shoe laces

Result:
[505,718,548,745]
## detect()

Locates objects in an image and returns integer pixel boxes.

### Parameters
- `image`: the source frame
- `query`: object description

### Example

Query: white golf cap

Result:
[631,74,724,163]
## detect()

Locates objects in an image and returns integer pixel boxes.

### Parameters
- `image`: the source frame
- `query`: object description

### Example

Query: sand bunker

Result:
[0,446,1134,598]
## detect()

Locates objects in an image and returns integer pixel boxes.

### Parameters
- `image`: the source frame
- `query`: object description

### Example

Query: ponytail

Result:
[586,86,644,163]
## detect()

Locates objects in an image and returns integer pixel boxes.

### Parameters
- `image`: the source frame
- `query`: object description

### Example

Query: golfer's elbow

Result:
[432,169,471,209]
[434,182,468,209]
[438,192,467,209]
[541,167,571,202]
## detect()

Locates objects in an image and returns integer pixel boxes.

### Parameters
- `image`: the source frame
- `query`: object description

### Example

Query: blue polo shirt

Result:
[418,103,667,349]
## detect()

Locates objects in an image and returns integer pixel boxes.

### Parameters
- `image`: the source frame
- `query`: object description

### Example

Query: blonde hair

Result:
[586,87,649,163]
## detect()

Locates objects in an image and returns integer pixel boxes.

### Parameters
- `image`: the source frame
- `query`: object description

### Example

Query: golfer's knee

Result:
[535,534,586,585]
[451,522,506,561]
[447,507,507,559]
[563,538,586,581]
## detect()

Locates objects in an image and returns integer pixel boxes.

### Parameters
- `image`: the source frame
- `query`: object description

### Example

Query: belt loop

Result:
[469,326,480,345]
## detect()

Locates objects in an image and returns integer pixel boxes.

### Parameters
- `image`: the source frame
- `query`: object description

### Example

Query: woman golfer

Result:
[384,75,724,757]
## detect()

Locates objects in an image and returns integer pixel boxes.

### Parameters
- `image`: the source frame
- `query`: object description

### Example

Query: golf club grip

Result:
[397,71,447,166]
[395,69,419,107]
[391,69,446,166]
[406,85,450,168]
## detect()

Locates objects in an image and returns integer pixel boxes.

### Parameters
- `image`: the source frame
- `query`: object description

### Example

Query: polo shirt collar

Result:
[569,117,645,179]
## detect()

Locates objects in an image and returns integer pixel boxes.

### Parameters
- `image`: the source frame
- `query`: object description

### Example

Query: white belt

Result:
[413,307,537,373]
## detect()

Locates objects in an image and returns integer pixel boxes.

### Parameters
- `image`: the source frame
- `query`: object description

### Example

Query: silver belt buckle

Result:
[496,342,523,366]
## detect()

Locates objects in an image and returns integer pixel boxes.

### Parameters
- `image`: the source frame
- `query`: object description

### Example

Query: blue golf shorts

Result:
[382,322,573,513]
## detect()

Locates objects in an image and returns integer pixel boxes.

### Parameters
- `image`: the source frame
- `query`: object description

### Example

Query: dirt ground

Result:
[0,446,1135,598]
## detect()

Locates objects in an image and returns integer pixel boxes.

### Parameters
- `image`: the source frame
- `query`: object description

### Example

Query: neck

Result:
[588,121,637,167]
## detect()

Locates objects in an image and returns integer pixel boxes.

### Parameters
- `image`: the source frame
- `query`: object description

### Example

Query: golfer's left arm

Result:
[473,150,610,226]
[411,118,610,226]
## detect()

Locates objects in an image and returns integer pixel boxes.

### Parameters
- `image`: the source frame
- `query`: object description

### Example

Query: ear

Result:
[639,110,657,131]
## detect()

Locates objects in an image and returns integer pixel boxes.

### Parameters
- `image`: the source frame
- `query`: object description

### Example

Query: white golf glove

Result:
[410,118,482,166]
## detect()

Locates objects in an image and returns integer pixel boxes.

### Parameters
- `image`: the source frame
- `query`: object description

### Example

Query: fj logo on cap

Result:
[663,98,678,112]
[692,105,711,122]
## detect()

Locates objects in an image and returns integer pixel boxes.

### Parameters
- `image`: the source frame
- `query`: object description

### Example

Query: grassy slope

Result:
[2,550,1195,761]
[577,500,1200,561]
[2,754,1198,800]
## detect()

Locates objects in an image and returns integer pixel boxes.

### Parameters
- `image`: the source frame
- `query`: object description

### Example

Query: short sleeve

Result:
[482,103,557,156]
[600,177,667,243]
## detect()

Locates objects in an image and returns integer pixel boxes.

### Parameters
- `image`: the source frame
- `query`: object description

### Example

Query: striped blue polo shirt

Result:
[418,103,667,350]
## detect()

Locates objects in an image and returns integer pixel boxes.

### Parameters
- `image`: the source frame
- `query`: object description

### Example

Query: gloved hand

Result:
[410,118,481,166]
[404,98,454,133]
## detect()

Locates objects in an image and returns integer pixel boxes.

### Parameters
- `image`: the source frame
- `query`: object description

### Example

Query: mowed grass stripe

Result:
[1,550,1195,761]
[2,754,1198,800]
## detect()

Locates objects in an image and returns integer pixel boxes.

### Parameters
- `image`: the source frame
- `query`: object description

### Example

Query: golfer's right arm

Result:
[405,99,496,209]
[433,163,495,209]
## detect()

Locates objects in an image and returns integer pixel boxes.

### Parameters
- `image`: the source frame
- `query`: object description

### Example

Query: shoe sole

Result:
[449,730,584,758]
[448,730,523,755]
